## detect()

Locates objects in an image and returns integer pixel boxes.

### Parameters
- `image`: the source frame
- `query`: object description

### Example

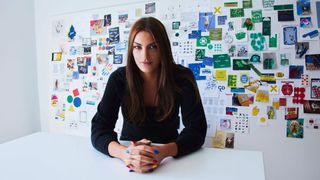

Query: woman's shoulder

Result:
[173,65,196,85]
[108,66,127,89]
[110,66,126,80]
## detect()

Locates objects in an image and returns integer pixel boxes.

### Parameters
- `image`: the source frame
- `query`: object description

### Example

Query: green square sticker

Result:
[251,10,262,23]
[230,8,244,18]
[228,75,237,88]
[197,36,210,47]
[195,49,205,61]
[213,54,231,68]
[233,59,251,70]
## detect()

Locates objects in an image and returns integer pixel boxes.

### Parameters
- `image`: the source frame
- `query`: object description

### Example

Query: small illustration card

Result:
[311,79,320,99]
[283,26,297,46]
[305,54,320,70]
[304,100,320,114]
[233,59,250,70]
[213,54,231,68]
[287,119,304,138]
[285,107,299,120]
[289,65,303,79]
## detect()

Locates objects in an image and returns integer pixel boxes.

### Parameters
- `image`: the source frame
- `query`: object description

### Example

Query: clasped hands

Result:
[122,139,164,173]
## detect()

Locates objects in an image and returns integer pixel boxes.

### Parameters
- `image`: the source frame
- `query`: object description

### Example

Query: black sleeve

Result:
[91,70,122,157]
[174,75,207,158]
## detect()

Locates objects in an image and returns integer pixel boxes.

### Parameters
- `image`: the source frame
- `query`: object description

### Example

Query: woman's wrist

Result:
[159,142,178,158]
[108,141,127,161]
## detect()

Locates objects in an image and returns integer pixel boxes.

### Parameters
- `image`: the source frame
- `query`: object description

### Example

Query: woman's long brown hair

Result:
[124,17,199,124]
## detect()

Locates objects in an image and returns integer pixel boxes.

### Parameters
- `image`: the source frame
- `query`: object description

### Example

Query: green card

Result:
[251,10,262,23]
[228,75,237,88]
[230,8,244,18]
[197,36,210,47]
[195,49,205,61]
[262,17,271,36]
[233,59,251,70]
[269,34,278,48]
[213,54,231,68]
[263,0,275,9]
[273,4,293,10]
[243,0,253,9]
[209,28,222,40]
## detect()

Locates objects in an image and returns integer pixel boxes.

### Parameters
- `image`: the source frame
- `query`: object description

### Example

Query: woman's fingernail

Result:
[152,164,158,169]
[154,149,160,155]
[148,168,154,172]
[129,169,135,172]
[126,164,133,168]
[125,149,130,154]
[152,160,158,164]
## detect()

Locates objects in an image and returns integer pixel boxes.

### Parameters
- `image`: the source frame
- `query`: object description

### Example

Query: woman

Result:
[91,17,207,173]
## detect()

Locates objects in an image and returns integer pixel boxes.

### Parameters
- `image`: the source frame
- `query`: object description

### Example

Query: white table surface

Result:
[0,132,265,180]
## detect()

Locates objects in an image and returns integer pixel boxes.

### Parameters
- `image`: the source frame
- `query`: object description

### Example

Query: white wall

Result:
[0,0,40,143]
[34,1,320,180]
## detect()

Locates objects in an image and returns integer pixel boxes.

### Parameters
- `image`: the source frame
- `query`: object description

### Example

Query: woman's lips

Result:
[142,61,152,65]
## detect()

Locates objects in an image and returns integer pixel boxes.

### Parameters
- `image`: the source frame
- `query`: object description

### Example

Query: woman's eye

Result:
[133,46,141,49]
[149,44,157,49]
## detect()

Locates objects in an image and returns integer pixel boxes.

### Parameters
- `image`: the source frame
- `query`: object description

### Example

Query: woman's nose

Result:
[141,48,149,60]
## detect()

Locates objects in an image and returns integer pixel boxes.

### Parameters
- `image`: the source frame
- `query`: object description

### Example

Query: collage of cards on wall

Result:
[50,0,320,148]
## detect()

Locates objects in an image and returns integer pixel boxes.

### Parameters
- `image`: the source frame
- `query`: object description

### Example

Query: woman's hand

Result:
[123,139,177,173]
[123,139,160,173]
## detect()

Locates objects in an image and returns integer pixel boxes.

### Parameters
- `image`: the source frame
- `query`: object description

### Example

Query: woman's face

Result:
[132,31,160,77]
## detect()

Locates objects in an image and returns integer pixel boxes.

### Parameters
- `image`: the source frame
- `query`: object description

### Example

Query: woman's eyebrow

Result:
[133,42,142,45]
[148,42,157,46]
[133,42,156,46]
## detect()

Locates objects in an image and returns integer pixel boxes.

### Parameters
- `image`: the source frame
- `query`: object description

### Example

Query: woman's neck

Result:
[141,72,159,107]
[140,71,158,83]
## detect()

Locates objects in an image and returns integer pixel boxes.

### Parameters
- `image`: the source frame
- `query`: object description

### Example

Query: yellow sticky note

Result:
[68,104,75,112]
[272,101,280,110]
[256,90,269,103]
[215,70,227,81]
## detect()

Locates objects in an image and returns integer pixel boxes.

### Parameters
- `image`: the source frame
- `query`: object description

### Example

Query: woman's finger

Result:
[131,163,158,173]
[129,148,154,158]
[133,144,157,155]
[130,154,156,165]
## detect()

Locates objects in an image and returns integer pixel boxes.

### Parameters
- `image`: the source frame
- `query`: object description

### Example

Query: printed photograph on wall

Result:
[311,79,320,99]
[232,93,254,106]
[90,19,108,36]
[303,100,320,114]
[305,54,320,70]
[287,119,304,138]
[285,107,299,120]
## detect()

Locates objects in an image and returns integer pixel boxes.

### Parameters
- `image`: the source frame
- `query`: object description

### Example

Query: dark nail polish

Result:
[152,160,158,164]
[154,149,160,155]
[129,169,135,172]
[148,168,154,172]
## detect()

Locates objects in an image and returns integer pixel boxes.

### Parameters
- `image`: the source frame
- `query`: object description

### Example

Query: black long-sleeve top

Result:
[91,66,207,158]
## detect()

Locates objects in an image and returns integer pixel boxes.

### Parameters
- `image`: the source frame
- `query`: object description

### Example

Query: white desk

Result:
[0,132,265,180]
